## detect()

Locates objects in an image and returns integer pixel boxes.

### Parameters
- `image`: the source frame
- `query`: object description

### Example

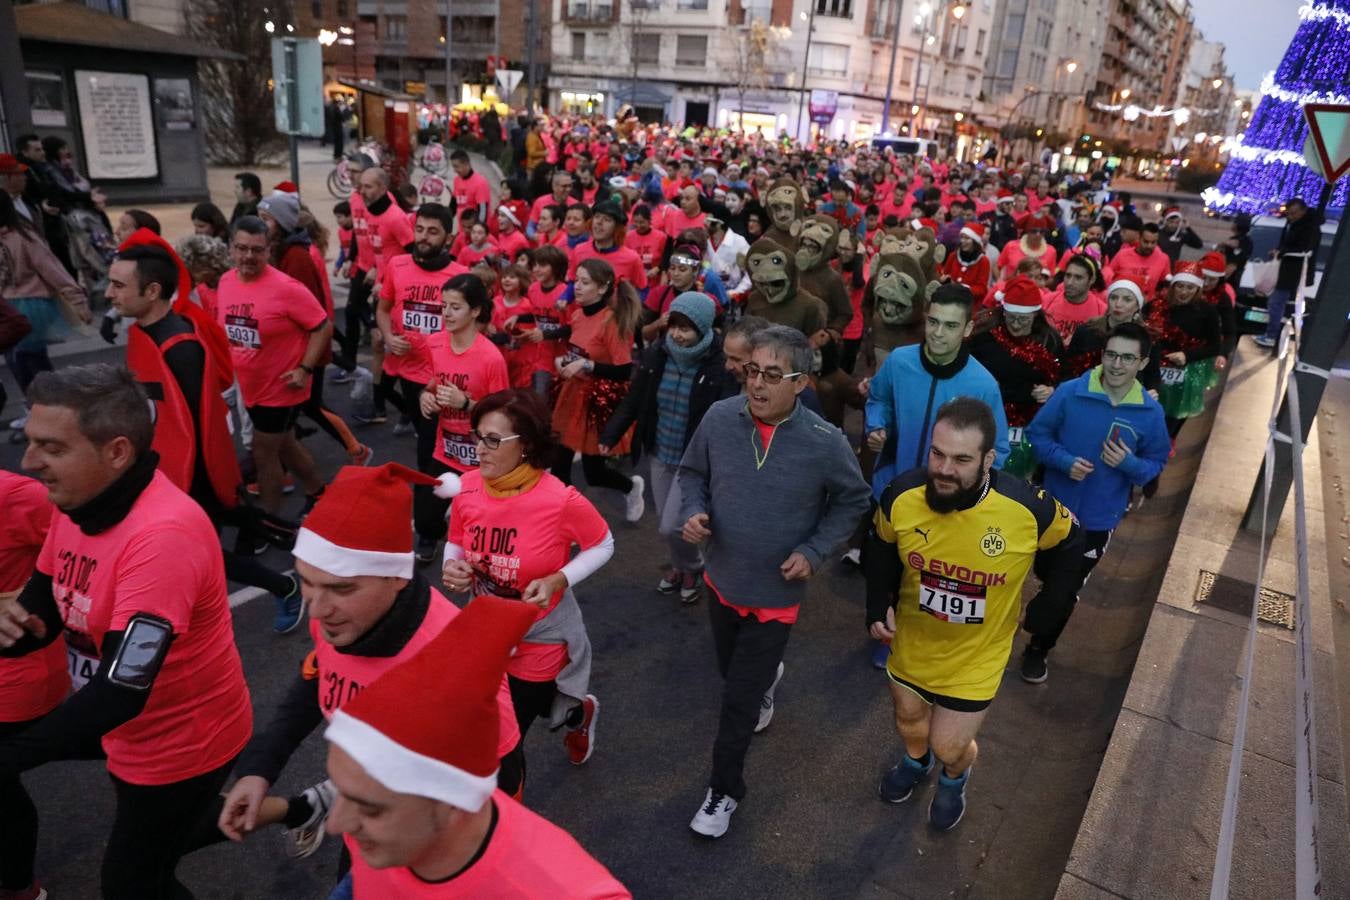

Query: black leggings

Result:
[395,378,447,540]
[337,274,374,367]
[0,718,41,890]
[299,366,359,454]
[549,447,633,494]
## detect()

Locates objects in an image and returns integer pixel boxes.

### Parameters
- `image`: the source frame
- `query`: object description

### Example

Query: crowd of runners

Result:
[0,113,1277,898]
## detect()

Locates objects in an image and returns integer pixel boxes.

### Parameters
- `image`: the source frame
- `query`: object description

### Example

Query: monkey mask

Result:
[873,223,946,282]
[867,253,927,326]
[793,214,840,273]
[746,238,796,306]
[765,178,804,233]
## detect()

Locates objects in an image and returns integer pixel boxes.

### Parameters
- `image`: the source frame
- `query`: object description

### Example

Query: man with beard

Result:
[863,397,1082,831]
[375,203,469,559]
[1108,223,1170,300]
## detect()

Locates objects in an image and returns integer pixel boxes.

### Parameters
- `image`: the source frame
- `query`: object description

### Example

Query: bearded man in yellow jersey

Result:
[863,397,1082,830]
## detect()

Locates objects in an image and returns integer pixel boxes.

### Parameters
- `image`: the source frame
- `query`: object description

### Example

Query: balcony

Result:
[564,1,617,24]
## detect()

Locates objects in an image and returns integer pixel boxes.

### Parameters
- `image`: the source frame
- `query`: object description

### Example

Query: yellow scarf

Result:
[484,463,543,498]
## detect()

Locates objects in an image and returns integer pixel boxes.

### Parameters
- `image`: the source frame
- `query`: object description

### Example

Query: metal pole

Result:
[526,0,538,113]
[880,0,906,135]
[910,11,926,134]
[444,0,454,107]
[794,0,818,143]
[285,39,301,191]
[1241,211,1350,535]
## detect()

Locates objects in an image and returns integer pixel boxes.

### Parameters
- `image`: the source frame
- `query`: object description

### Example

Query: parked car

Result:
[1232,214,1339,333]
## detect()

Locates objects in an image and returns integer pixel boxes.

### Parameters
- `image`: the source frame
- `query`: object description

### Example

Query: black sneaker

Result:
[1020,649,1048,684]
[879,749,934,803]
[415,537,438,565]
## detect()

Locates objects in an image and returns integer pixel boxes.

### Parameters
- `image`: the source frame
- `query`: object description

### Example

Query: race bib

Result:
[224,315,261,349]
[441,429,479,467]
[1160,366,1185,385]
[557,342,588,369]
[68,646,99,692]
[1008,426,1025,445]
[918,573,987,624]
[402,301,442,334]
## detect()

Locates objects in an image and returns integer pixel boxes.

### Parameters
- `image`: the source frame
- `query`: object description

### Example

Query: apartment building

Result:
[1087,0,1194,151]
[1169,36,1235,150]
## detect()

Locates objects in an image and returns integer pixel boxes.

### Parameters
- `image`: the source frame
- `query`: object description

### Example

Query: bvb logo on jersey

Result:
[979,528,1006,558]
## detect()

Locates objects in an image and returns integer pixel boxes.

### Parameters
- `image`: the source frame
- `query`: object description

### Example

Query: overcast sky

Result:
[1187,0,1303,90]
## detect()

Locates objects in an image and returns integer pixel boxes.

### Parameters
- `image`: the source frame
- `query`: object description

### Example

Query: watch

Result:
[461,393,472,411]
[299,364,314,374]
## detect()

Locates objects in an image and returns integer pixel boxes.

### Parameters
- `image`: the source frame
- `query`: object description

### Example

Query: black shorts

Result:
[887,671,992,713]
[246,404,300,434]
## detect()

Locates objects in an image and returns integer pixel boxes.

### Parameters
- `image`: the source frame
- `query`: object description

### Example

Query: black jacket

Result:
[600,335,737,458]
[1276,211,1323,290]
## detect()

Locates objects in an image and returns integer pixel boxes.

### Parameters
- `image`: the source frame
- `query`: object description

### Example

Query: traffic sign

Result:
[271,38,325,137]
[1303,102,1350,184]
[496,68,524,97]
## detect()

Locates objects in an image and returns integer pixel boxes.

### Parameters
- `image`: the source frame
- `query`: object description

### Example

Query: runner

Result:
[567,201,648,293]
[324,595,630,898]
[0,364,251,898]
[352,165,416,424]
[1041,255,1107,342]
[1059,278,1161,391]
[1146,260,1222,438]
[677,325,870,838]
[864,397,1082,830]
[450,149,492,225]
[520,245,571,396]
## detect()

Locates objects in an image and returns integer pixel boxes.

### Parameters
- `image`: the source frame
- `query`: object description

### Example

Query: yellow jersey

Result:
[871,468,1078,701]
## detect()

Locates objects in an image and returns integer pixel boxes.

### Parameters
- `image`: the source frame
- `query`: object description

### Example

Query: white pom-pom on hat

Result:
[434,472,462,500]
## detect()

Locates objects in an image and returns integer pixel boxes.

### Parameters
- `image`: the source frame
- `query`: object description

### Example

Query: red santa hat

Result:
[272,180,299,194]
[325,595,538,811]
[294,463,461,579]
[996,276,1043,314]
[1161,205,1182,220]
[1023,213,1055,233]
[1098,202,1120,220]
[496,203,521,227]
[996,189,1016,206]
[1170,259,1204,288]
[959,222,986,245]
[912,217,939,233]
[1199,251,1226,279]
[1106,277,1147,308]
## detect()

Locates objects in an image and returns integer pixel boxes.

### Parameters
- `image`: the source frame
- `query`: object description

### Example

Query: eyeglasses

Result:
[743,364,804,386]
[1102,350,1140,365]
[472,431,522,450]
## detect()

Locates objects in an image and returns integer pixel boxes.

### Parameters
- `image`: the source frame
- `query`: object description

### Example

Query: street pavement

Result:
[0,335,1216,900]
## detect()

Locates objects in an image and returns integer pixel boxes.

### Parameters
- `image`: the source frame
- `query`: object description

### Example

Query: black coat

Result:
[600,335,737,458]
[1276,211,1323,290]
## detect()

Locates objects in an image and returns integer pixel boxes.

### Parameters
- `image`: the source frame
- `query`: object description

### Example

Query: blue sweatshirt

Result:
[864,344,1009,500]
[1026,367,1170,532]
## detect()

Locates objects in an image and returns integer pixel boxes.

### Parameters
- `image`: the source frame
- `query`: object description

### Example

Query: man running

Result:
[0,364,252,898]
[864,397,1082,830]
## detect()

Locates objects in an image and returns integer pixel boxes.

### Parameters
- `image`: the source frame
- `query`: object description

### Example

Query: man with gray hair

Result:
[677,325,870,838]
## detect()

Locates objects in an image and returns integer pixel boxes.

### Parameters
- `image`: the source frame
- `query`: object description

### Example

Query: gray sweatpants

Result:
[649,458,704,574]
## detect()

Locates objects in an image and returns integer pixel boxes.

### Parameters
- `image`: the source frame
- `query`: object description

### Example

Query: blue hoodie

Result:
[864,344,1009,500]
[1026,367,1170,531]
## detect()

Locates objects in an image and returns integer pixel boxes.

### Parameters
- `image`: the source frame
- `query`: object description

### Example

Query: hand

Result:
[1147,388,1159,400]
[1031,384,1054,403]
[1068,457,1095,481]
[503,315,519,331]
[682,513,711,544]
[0,596,46,648]
[281,367,308,390]
[866,428,887,452]
[90,187,106,206]
[596,443,611,456]
[559,359,588,380]
[869,606,896,643]
[857,377,871,399]
[218,776,270,842]
[1100,438,1131,468]
[522,328,545,344]
[441,559,474,593]
[386,333,411,355]
[809,329,831,349]
[363,268,377,286]
[1215,355,1227,370]
[1165,351,1187,367]
[780,551,813,581]
[435,382,467,410]
[521,572,567,608]
[339,262,351,279]
[419,391,440,418]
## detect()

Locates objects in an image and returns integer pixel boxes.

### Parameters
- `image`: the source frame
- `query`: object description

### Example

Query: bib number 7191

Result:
[918,573,986,624]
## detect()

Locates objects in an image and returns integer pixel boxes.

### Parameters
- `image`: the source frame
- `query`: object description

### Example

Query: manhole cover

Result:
[1195,569,1295,629]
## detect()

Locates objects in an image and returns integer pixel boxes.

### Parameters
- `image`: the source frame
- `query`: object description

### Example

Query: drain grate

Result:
[1195,569,1295,629]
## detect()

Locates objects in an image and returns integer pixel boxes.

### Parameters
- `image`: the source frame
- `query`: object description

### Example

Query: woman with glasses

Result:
[1146,259,1222,438]
[968,275,1064,480]
[442,389,615,771]
[1059,277,1161,393]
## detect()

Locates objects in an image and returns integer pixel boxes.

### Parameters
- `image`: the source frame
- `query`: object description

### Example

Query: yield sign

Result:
[1303,102,1350,184]
[496,69,524,96]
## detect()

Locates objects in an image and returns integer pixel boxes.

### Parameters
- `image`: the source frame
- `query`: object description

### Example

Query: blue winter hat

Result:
[669,291,716,336]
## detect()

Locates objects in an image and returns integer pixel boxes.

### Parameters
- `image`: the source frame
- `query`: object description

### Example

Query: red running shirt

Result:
[216,265,328,408]
[428,332,510,471]
[380,255,469,384]
[36,471,251,785]
[567,242,649,291]
[624,228,669,272]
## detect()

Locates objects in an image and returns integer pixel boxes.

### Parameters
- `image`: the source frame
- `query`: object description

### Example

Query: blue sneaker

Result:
[929,767,970,831]
[871,641,890,670]
[273,577,306,634]
[879,750,934,803]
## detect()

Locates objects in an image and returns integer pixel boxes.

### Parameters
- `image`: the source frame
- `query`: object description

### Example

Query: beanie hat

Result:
[960,222,986,245]
[996,275,1043,314]
[591,200,626,225]
[668,291,716,336]
[1200,251,1226,279]
[1106,278,1146,308]
[669,243,703,267]
[325,595,538,811]
[1171,259,1204,288]
[294,463,460,579]
[257,191,301,233]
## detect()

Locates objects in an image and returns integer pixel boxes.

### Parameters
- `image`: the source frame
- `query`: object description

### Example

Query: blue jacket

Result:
[1027,367,1170,531]
[864,344,1009,500]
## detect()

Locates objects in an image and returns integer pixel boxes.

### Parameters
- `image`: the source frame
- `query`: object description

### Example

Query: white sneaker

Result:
[625,474,645,523]
[841,547,862,567]
[755,661,786,733]
[348,366,374,402]
[283,779,337,859]
[689,788,738,838]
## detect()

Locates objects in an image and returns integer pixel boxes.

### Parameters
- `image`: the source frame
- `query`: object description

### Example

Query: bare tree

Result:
[624,0,655,118]
[185,0,289,165]
[729,20,786,134]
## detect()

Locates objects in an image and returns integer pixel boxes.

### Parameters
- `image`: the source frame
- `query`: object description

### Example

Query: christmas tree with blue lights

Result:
[1204,1,1350,217]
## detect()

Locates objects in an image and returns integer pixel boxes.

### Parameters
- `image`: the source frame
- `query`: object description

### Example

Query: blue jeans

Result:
[1263,286,1293,340]
[326,872,353,900]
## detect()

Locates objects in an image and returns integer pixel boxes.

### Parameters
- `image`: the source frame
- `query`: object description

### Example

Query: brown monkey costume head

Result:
[794,214,841,273]
[745,238,796,305]
[866,253,927,326]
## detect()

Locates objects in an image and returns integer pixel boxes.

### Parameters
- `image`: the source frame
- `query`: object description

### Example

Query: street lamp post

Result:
[880,0,908,135]
[795,2,819,143]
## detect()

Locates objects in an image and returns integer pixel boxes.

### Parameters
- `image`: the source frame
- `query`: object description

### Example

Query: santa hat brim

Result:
[960,226,984,244]
[1171,273,1203,287]
[1201,266,1225,278]
[1106,279,1146,306]
[994,290,1042,315]
[327,709,497,811]
[294,527,414,579]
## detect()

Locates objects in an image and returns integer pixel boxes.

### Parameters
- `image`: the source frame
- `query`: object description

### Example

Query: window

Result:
[807,42,849,76]
[572,31,587,59]
[1029,52,1046,82]
[965,73,976,97]
[311,0,323,19]
[745,1,774,23]
[916,59,930,85]
[635,32,661,63]
[815,0,852,17]
[975,28,986,54]
[677,0,709,8]
[1005,13,1024,38]
[953,24,968,53]
[336,0,348,16]
[900,55,914,84]
[1034,19,1051,48]
[997,49,1018,78]
[384,15,406,39]
[675,34,707,66]
[872,0,898,36]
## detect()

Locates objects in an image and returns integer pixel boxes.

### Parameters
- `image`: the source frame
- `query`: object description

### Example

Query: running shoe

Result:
[283,780,337,860]
[679,571,701,604]
[350,404,387,426]
[236,533,270,557]
[656,567,680,594]
[1020,649,1049,684]
[871,641,890,670]
[393,418,416,436]
[564,694,599,765]
[625,475,645,523]
[349,443,374,466]
[754,661,785,733]
[689,788,738,839]
[929,768,970,831]
[329,368,354,384]
[273,579,306,634]
[1252,334,1276,349]
[246,475,296,496]
[841,547,862,567]
[415,537,438,565]
[348,366,374,402]
[879,749,934,803]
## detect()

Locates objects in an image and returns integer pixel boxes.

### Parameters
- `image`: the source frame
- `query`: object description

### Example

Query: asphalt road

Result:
[1,339,1210,900]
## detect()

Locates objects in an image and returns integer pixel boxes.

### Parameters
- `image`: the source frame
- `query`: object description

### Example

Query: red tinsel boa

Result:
[1146,302,1205,355]
[991,325,1059,427]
